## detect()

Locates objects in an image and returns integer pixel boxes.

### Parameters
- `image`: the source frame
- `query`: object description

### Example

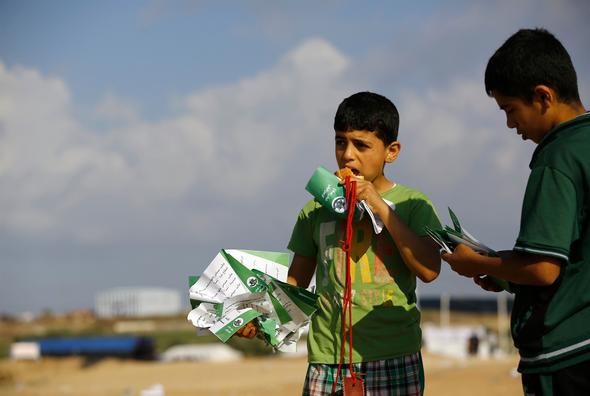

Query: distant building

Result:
[10,342,41,360]
[161,344,243,362]
[95,287,182,318]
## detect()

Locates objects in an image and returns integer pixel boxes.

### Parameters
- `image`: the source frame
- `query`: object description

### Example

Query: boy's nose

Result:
[342,142,355,159]
[506,116,516,129]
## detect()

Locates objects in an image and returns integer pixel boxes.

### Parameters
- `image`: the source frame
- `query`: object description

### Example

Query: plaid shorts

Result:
[302,352,424,396]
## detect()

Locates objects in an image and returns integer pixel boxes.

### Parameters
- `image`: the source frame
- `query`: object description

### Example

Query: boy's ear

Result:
[385,141,401,163]
[533,85,556,109]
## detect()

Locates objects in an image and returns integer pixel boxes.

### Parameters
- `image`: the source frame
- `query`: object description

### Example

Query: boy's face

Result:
[334,130,399,183]
[492,90,553,144]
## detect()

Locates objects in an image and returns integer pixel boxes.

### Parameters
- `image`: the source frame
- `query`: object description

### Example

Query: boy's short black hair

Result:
[334,91,399,145]
[485,28,581,104]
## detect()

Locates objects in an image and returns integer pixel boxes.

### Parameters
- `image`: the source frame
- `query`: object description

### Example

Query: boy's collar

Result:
[530,111,590,167]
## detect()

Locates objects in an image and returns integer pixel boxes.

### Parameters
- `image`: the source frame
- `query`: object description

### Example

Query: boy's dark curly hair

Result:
[334,91,399,145]
[485,28,581,104]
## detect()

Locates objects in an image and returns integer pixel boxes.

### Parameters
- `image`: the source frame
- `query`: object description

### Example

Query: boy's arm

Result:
[354,179,441,282]
[287,254,317,287]
[442,243,561,286]
[378,204,441,283]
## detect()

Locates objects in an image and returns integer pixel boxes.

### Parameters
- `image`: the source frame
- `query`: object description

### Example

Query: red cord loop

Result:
[332,176,359,394]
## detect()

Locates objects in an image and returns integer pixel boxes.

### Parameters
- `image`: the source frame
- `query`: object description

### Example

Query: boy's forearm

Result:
[287,254,316,288]
[377,203,441,283]
[476,250,561,286]
[445,246,562,286]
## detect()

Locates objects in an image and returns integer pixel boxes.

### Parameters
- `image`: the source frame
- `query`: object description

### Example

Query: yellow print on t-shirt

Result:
[332,220,396,286]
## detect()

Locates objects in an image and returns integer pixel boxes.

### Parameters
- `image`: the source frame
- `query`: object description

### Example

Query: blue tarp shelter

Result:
[37,336,155,359]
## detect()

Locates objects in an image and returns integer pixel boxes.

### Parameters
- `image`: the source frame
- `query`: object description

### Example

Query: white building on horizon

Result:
[95,287,182,318]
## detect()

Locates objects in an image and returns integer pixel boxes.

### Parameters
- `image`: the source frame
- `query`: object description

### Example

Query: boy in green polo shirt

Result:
[441,28,589,395]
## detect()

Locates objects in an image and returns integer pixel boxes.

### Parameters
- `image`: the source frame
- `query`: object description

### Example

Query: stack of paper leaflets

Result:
[425,208,511,292]
[187,249,318,352]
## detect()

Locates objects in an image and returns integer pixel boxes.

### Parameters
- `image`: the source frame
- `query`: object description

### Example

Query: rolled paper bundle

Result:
[305,166,365,220]
[305,166,348,215]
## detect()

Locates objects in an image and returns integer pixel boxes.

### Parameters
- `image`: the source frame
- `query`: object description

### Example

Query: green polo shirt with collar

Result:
[511,112,590,374]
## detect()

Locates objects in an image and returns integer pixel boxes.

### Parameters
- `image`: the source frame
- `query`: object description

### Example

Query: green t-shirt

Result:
[288,183,441,363]
[512,113,590,374]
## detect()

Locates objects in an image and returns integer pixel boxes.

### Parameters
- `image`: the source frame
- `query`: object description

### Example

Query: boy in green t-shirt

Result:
[442,28,590,395]
[287,91,441,395]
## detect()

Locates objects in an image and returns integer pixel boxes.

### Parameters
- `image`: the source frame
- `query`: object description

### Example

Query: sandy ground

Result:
[0,352,522,396]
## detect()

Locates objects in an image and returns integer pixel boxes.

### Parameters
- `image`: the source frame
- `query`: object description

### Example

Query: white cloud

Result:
[397,79,519,185]
[182,37,350,197]
[391,77,534,241]
[95,94,140,124]
[0,31,564,252]
[0,62,93,234]
[0,38,352,243]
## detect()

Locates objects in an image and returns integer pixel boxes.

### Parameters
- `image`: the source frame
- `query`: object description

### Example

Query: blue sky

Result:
[1,0,589,314]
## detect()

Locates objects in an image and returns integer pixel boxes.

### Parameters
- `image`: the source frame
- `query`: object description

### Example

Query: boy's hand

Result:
[474,275,503,292]
[441,243,483,278]
[354,179,382,209]
[340,176,388,216]
[234,321,257,339]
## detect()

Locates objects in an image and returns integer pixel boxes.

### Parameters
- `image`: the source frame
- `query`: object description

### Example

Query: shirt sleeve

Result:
[514,166,576,262]
[287,200,318,258]
[407,194,442,237]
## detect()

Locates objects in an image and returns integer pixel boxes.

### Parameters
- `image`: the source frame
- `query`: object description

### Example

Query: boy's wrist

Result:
[371,198,394,219]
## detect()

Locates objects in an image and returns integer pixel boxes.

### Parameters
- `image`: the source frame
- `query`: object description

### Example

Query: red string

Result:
[332,176,358,395]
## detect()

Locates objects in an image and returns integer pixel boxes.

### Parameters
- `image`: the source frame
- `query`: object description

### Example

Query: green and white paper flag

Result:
[426,208,512,292]
[187,249,318,351]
